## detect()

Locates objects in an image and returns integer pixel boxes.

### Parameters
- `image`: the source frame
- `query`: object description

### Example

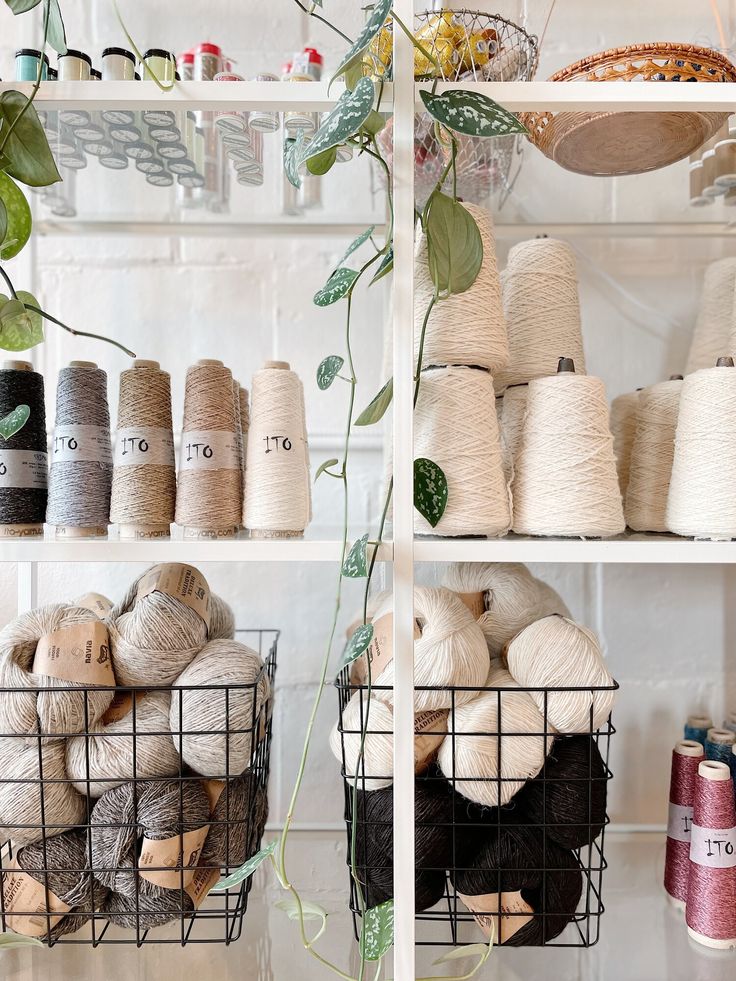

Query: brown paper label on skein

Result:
[184,865,222,908]
[365,613,421,680]
[457,890,534,944]
[138,826,211,889]
[414,709,449,773]
[32,620,115,687]
[457,592,486,620]
[202,779,226,813]
[2,857,70,937]
[100,690,146,725]
[136,563,211,628]
[74,592,114,618]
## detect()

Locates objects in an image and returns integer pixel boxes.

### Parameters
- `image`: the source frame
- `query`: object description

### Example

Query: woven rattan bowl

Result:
[522,43,736,176]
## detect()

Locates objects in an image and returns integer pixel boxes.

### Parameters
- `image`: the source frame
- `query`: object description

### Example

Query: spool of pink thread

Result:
[686,759,736,948]
[664,739,704,909]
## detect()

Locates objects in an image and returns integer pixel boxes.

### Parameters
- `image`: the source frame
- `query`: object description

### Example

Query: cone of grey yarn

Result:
[65,691,180,797]
[200,773,269,871]
[0,603,115,737]
[0,736,85,847]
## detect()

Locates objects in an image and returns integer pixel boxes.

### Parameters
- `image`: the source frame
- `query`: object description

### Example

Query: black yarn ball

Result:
[451,825,583,945]
[0,365,47,526]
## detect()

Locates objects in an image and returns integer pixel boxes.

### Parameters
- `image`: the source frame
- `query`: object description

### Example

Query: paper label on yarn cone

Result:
[0,449,48,489]
[184,864,222,908]
[457,890,534,943]
[73,592,114,618]
[135,563,211,627]
[138,826,211,889]
[667,802,694,843]
[113,427,175,468]
[32,619,115,687]
[179,430,240,472]
[202,779,226,813]
[365,613,421,681]
[2,857,70,937]
[689,824,736,869]
[51,425,112,466]
[457,592,486,619]
[414,709,449,773]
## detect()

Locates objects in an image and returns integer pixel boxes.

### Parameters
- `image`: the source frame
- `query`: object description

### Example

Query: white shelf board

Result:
[34,217,387,238]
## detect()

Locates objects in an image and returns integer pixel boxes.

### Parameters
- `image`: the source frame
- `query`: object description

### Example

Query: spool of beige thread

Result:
[238,385,249,477]
[110,360,176,540]
[498,384,528,485]
[610,391,640,497]
[176,359,242,539]
[686,258,736,374]
[231,378,244,530]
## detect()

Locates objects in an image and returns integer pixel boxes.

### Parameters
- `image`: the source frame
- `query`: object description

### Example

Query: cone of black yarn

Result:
[0,363,47,528]
[451,825,583,945]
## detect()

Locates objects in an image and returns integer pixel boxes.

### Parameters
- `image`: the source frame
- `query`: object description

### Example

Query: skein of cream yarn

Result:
[495,237,585,393]
[498,384,527,484]
[414,203,508,371]
[667,360,736,539]
[610,391,640,497]
[329,692,394,791]
[176,360,242,537]
[414,366,510,537]
[244,362,311,537]
[438,662,552,808]
[505,615,616,733]
[624,378,683,533]
[443,562,570,657]
[110,360,176,539]
[512,362,625,538]
[686,257,736,373]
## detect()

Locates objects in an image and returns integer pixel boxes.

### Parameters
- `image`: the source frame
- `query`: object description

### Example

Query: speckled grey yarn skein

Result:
[102,886,194,931]
[0,736,85,847]
[170,640,268,777]
[209,594,235,640]
[65,692,180,797]
[0,603,115,737]
[46,363,112,533]
[200,773,269,870]
[0,363,47,527]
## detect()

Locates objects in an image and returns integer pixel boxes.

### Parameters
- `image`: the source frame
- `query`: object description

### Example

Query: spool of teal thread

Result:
[704,727,735,764]
[15,48,49,82]
[684,714,714,745]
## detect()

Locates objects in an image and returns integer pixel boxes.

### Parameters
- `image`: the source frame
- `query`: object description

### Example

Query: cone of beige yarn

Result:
[209,594,236,640]
[0,736,85,847]
[0,603,115,737]
[443,562,570,657]
[610,391,640,497]
[498,384,528,485]
[624,377,683,533]
[414,203,508,372]
[686,257,736,373]
[65,691,180,797]
[169,639,268,777]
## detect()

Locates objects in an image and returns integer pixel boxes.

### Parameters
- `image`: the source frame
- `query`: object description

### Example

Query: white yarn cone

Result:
[495,238,585,393]
[414,203,508,372]
[667,364,736,539]
[687,258,736,373]
[498,384,528,485]
[414,366,510,537]
[624,378,683,533]
[512,369,625,538]
[610,391,640,496]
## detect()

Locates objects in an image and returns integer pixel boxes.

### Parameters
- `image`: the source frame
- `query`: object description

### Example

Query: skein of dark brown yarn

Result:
[200,773,269,871]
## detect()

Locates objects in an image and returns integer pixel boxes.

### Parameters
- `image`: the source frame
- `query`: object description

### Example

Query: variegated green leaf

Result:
[283,131,305,189]
[335,225,375,270]
[414,457,448,528]
[360,900,394,961]
[0,403,29,440]
[338,623,374,670]
[317,355,344,390]
[210,841,276,891]
[314,268,358,306]
[306,145,338,176]
[315,458,339,481]
[303,77,375,168]
[331,0,392,83]
[355,378,392,426]
[419,89,527,138]
[342,533,369,578]
[370,247,393,286]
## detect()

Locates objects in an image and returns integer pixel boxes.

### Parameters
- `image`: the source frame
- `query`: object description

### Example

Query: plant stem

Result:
[414,294,437,402]
[0,0,50,158]
[292,0,353,44]
[24,304,137,357]
[391,10,441,75]
[0,265,18,300]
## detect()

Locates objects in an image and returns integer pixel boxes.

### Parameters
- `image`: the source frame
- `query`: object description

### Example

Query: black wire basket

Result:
[335,669,617,948]
[0,628,278,947]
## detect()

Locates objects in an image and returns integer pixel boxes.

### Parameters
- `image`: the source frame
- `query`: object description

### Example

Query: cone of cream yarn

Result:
[498,384,527,484]
[505,615,616,732]
[414,366,510,536]
[624,377,683,533]
[610,391,640,497]
[414,203,508,371]
[667,360,736,539]
[512,360,625,538]
[686,257,736,373]
[496,237,585,393]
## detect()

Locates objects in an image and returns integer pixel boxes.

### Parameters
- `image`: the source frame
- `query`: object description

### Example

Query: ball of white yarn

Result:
[610,391,640,497]
[414,203,508,372]
[687,257,736,373]
[169,639,268,777]
[505,615,616,733]
[443,562,570,657]
[438,662,551,808]
[65,691,180,797]
[498,384,527,484]
[0,736,85,847]
[209,594,235,640]
[0,603,114,737]
[329,692,394,791]
[368,587,489,712]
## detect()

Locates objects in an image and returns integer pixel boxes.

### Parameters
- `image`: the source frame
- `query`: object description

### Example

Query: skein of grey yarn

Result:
[0,603,115,737]
[0,362,47,528]
[102,886,194,931]
[65,691,180,797]
[12,830,109,939]
[200,773,269,870]
[46,362,112,534]
[209,594,235,641]
[0,736,85,847]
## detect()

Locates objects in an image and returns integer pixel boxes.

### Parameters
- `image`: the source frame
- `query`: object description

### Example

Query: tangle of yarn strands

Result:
[495,238,585,394]
[0,361,47,535]
[624,378,683,533]
[609,391,639,498]
[414,366,510,537]
[687,257,736,373]
[667,363,736,540]
[414,203,508,372]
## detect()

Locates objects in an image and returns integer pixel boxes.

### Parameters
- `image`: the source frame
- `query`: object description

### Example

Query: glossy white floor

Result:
[2,831,734,981]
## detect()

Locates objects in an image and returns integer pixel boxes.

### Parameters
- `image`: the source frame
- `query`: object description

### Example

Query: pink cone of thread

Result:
[686,760,736,948]
[664,740,704,908]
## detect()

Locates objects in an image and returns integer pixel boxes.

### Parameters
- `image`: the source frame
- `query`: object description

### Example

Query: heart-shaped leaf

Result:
[314,267,358,306]
[47,0,67,55]
[342,533,369,578]
[0,91,62,187]
[0,403,30,440]
[210,840,276,891]
[355,378,392,426]
[335,225,375,271]
[315,458,339,481]
[306,145,338,177]
[275,896,328,925]
[361,110,386,137]
[414,457,448,528]
[0,197,7,249]
[304,77,375,170]
[370,247,393,286]
[331,0,392,83]
[283,131,305,189]
[16,290,43,344]
[0,171,32,259]
[0,291,43,351]
[424,190,482,298]
[338,623,374,670]
[317,355,344,390]
[0,931,43,948]
[360,900,394,961]
[420,89,527,139]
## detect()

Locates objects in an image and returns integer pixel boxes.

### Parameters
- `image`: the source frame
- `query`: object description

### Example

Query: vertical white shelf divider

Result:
[392,3,416,977]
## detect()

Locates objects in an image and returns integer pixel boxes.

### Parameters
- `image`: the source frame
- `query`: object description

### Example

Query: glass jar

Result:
[15,49,48,82]
[101,47,136,81]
